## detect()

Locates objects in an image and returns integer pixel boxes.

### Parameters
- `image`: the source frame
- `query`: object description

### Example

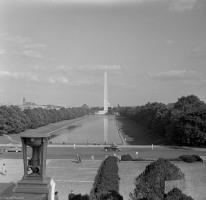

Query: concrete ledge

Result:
[200,156,206,162]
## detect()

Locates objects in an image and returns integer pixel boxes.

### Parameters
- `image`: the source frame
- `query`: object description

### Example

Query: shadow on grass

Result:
[168,146,192,150]
[115,116,168,145]
[0,182,16,197]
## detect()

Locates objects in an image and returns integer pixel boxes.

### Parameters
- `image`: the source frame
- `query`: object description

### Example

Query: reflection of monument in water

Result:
[104,117,108,144]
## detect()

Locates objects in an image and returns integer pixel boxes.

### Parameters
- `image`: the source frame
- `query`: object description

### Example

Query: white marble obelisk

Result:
[104,72,108,113]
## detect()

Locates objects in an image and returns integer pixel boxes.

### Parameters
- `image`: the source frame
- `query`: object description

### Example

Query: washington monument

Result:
[104,72,108,113]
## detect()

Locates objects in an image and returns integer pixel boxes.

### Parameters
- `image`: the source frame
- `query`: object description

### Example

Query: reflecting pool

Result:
[50,115,123,145]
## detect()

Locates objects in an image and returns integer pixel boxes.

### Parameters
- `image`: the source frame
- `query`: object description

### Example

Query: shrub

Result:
[97,190,123,200]
[179,155,196,163]
[90,156,121,200]
[165,188,194,200]
[72,194,90,200]
[121,154,133,161]
[191,155,203,162]
[129,158,184,200]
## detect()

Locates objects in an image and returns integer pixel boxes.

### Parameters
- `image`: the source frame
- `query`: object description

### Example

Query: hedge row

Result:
[179,155,203,163]
[90,156,123,200]
[120,154,203,163]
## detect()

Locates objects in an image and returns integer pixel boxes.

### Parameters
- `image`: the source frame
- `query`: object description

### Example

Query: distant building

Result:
[21,97,37,109]
[20,97,68,110]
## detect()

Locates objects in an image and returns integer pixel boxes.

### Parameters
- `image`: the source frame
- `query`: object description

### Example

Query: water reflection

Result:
[104,117,108,144]
[50,115,122,144]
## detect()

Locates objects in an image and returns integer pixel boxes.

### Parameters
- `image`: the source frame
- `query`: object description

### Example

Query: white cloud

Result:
[3,34,46,59]
[56,76,69,84]
[0,70,94,86]
[189,46,206,59]
[149,70,202,80]
[56,65,74,71]
[74,80,95,86]
[79,65,123,71]
[0,70,40,81]
[5,35,31,45]
[45,77,56,84]
[170,0,196,12]
[21,50,43,58]
[20,43,46,50]
[32,65,48,70]
[0,71,11,77]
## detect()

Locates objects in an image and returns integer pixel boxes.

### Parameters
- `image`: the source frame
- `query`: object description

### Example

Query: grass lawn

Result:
[118,161,206,200]
[0,159,101,200]
[115,116,168,145]
[1,158,206,200]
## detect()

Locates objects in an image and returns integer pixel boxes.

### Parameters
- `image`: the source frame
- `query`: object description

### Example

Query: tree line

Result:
[119,95,206,146]
[0,106,88,135]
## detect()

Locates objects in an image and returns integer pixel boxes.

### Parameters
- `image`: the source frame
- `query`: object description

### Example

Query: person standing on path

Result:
[76,154,79,163]
[54,191,59,200]
[78,154,82,163]
[68,190,75,200]
[1,163,7,175]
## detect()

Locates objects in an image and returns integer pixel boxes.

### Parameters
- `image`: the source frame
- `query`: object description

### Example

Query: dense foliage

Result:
[72,194,90,200]
[0,106,88,135]
[90,156,122,200]
[121,154,133,161]
[129,158,185,200]
[119,95,206,146]
[179,155,203,163]
[164,188,194,200]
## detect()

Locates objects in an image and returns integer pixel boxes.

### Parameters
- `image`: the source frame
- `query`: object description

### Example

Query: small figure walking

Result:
[117,155,121,162]
[76,154,79,163]
[91,155,94,160]
[73,143,76,149]
[78,154,82,163]
[2,163,7,175]
[54,191,59,200]
[68,190,75,200]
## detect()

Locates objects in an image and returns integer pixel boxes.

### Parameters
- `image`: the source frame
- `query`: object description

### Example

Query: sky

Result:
[0,0,206,107]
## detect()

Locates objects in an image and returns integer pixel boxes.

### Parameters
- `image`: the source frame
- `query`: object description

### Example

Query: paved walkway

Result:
[0,159,102,200]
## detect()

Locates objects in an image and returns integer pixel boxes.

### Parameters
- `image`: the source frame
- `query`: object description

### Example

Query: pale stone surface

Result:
[0,159,101,200]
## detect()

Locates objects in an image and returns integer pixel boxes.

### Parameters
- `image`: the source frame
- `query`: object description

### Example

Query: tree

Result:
[174,95,204,111]
[165,188,193,200]
[130,158,184,200]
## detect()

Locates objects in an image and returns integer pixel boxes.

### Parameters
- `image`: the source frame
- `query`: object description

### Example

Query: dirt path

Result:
[2,135,20,144]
